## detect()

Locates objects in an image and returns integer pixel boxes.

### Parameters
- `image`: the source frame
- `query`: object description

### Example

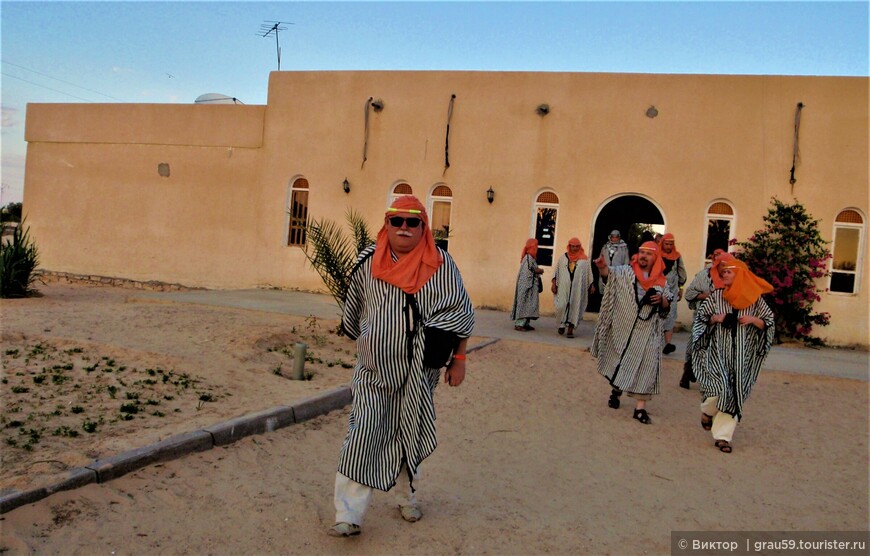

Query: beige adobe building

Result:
[22,71,869,346]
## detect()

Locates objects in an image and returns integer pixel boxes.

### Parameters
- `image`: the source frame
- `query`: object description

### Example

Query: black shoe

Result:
[662,343,676,354]
[633,408,652,424]
[679,362,695,389]
[607,389,621,409]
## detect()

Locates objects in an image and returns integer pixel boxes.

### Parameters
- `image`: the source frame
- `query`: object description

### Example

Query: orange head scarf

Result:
[720,259,774,310]
[566,237,588,262]
[631,241,667,289]
[658,232,681,261]
[709,250,734,289]
[371,196,443,294]
[521,238,538,261]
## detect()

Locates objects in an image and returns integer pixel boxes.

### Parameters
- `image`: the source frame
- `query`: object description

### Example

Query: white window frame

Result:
[428,183,453,250]
[388,181,413,206]
[829,208,865,296]
[531,189,560,268]
[702,199,736,258]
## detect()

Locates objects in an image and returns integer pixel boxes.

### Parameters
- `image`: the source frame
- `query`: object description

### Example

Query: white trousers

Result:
[333,468,419,526]
[701,396,739,442]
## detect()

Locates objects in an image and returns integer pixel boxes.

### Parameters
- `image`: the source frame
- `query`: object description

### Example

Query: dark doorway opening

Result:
[588,195,665,312]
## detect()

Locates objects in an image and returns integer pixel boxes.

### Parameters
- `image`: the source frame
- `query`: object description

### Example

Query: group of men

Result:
[326,197,775,538]
[591,230,774,455]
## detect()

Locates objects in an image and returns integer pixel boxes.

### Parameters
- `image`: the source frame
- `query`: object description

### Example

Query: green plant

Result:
[304,209,374,309]
[0,217,41,298]
[735,198,832,345]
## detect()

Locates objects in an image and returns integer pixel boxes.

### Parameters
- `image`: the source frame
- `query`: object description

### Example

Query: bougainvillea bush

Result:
[735,198,831,345]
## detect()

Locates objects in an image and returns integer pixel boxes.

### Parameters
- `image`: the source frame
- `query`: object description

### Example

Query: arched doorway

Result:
[588,194,665,311]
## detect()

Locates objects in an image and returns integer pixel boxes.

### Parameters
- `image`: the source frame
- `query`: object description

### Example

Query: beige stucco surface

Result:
[22,71,869,346]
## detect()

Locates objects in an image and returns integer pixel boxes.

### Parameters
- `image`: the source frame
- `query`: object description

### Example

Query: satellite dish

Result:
[195,93,244,105]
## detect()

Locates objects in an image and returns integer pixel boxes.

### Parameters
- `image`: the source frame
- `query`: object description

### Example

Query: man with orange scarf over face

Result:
[329,196,474,537]
[680,249,731,389]
[691,258,774,453]
[593,242,672,425]
[551,238,594,338]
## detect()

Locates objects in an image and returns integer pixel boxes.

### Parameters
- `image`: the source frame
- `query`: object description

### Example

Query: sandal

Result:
[399,504,422,523]
[715,440,732,453]
[701,413,713,431]
[522,324,536,331]
[566,325,575,338]
[328,522,361,537]
[514,326,527,331]
[607,389,621,409]
[633,408,652,424]
[558,327,565,335]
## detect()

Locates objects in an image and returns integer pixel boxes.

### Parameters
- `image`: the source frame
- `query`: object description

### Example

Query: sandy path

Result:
[1,284,867,555]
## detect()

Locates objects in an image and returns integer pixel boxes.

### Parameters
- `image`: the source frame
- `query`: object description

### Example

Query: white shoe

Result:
[399,504,422,522]
[327,522,361,537]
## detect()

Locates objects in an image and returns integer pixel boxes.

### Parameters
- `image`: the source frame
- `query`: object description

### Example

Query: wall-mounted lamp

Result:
[486,186,495,204]
[371,99,384,112]
[342,178,351,194]
[536,103,550,116]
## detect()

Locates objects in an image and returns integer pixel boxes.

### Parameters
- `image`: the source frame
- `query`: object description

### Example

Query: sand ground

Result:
[0,282,867,555]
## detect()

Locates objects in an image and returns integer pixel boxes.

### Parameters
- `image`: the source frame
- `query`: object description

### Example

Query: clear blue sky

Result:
[2,1,867,205]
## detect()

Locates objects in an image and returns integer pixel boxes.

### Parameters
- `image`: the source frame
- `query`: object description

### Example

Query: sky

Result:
[1,1,868,205]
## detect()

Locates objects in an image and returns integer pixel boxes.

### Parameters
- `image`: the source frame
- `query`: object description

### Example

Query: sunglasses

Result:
[388,216,422,228]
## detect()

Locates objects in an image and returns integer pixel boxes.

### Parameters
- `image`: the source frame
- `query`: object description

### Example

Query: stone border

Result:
[35,270,199,292]
[0,339,498,514]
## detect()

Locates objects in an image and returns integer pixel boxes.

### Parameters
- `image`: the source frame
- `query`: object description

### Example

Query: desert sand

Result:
[1,282,867,555]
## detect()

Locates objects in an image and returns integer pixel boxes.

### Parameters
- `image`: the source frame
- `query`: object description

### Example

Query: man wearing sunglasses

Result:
[329,195,474,538]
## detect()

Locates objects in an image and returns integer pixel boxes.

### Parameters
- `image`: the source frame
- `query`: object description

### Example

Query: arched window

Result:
[389,182,413,205]
[533,191,560,266]
[429,185,453,251]
[830,209,865,294]
[704,200,735,256]
[287,178,309,247]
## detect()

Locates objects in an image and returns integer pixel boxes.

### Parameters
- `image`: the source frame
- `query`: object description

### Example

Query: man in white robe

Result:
[329,196,474,537]
[592,241,672,425]
[659,233,687,354]
[551,237,594,338]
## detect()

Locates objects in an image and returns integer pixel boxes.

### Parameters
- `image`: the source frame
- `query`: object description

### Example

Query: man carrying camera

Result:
[592,241,672,425]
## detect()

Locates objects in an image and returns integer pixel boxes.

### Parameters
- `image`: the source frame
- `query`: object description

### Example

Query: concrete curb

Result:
[0,339,499,515]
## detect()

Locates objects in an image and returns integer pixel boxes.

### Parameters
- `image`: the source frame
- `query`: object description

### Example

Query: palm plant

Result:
[304,209,374,309]
[1,218,40,298]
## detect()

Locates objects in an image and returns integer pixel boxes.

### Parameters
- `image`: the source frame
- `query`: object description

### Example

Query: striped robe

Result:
[339,245,475,492]
[510,254,540,321]
[683,268,716,361]
[552,254,593,327]
[591,266,672,395]
[691,291,775,420]
[662,256,687,331]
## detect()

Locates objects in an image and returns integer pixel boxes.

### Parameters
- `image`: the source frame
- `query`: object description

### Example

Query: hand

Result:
[677,289,683,301]
[593,255,607,270]
[648,293,663,305]
[551,283,558,295]
[739,315,765,329]
[710,313,726,324]
[445,358,466,386]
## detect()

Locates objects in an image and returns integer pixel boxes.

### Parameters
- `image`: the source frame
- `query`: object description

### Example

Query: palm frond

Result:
[304,211,374,309]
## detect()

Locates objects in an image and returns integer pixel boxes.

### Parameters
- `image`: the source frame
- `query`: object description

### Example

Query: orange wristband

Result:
[452,354,466,360]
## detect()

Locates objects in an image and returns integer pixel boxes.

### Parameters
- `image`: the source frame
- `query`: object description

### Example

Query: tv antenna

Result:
[259,20,294,70]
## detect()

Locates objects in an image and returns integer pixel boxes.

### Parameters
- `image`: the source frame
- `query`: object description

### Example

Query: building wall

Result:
[22,72,869,345]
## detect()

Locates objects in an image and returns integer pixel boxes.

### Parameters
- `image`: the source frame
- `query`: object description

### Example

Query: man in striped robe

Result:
[551,237,594,338]
[329,196,474,538]
[659,233,687,354]
[692,258,774,453]
[592,241,672,425]
[510,238,543,331]
[680,249,729,389]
